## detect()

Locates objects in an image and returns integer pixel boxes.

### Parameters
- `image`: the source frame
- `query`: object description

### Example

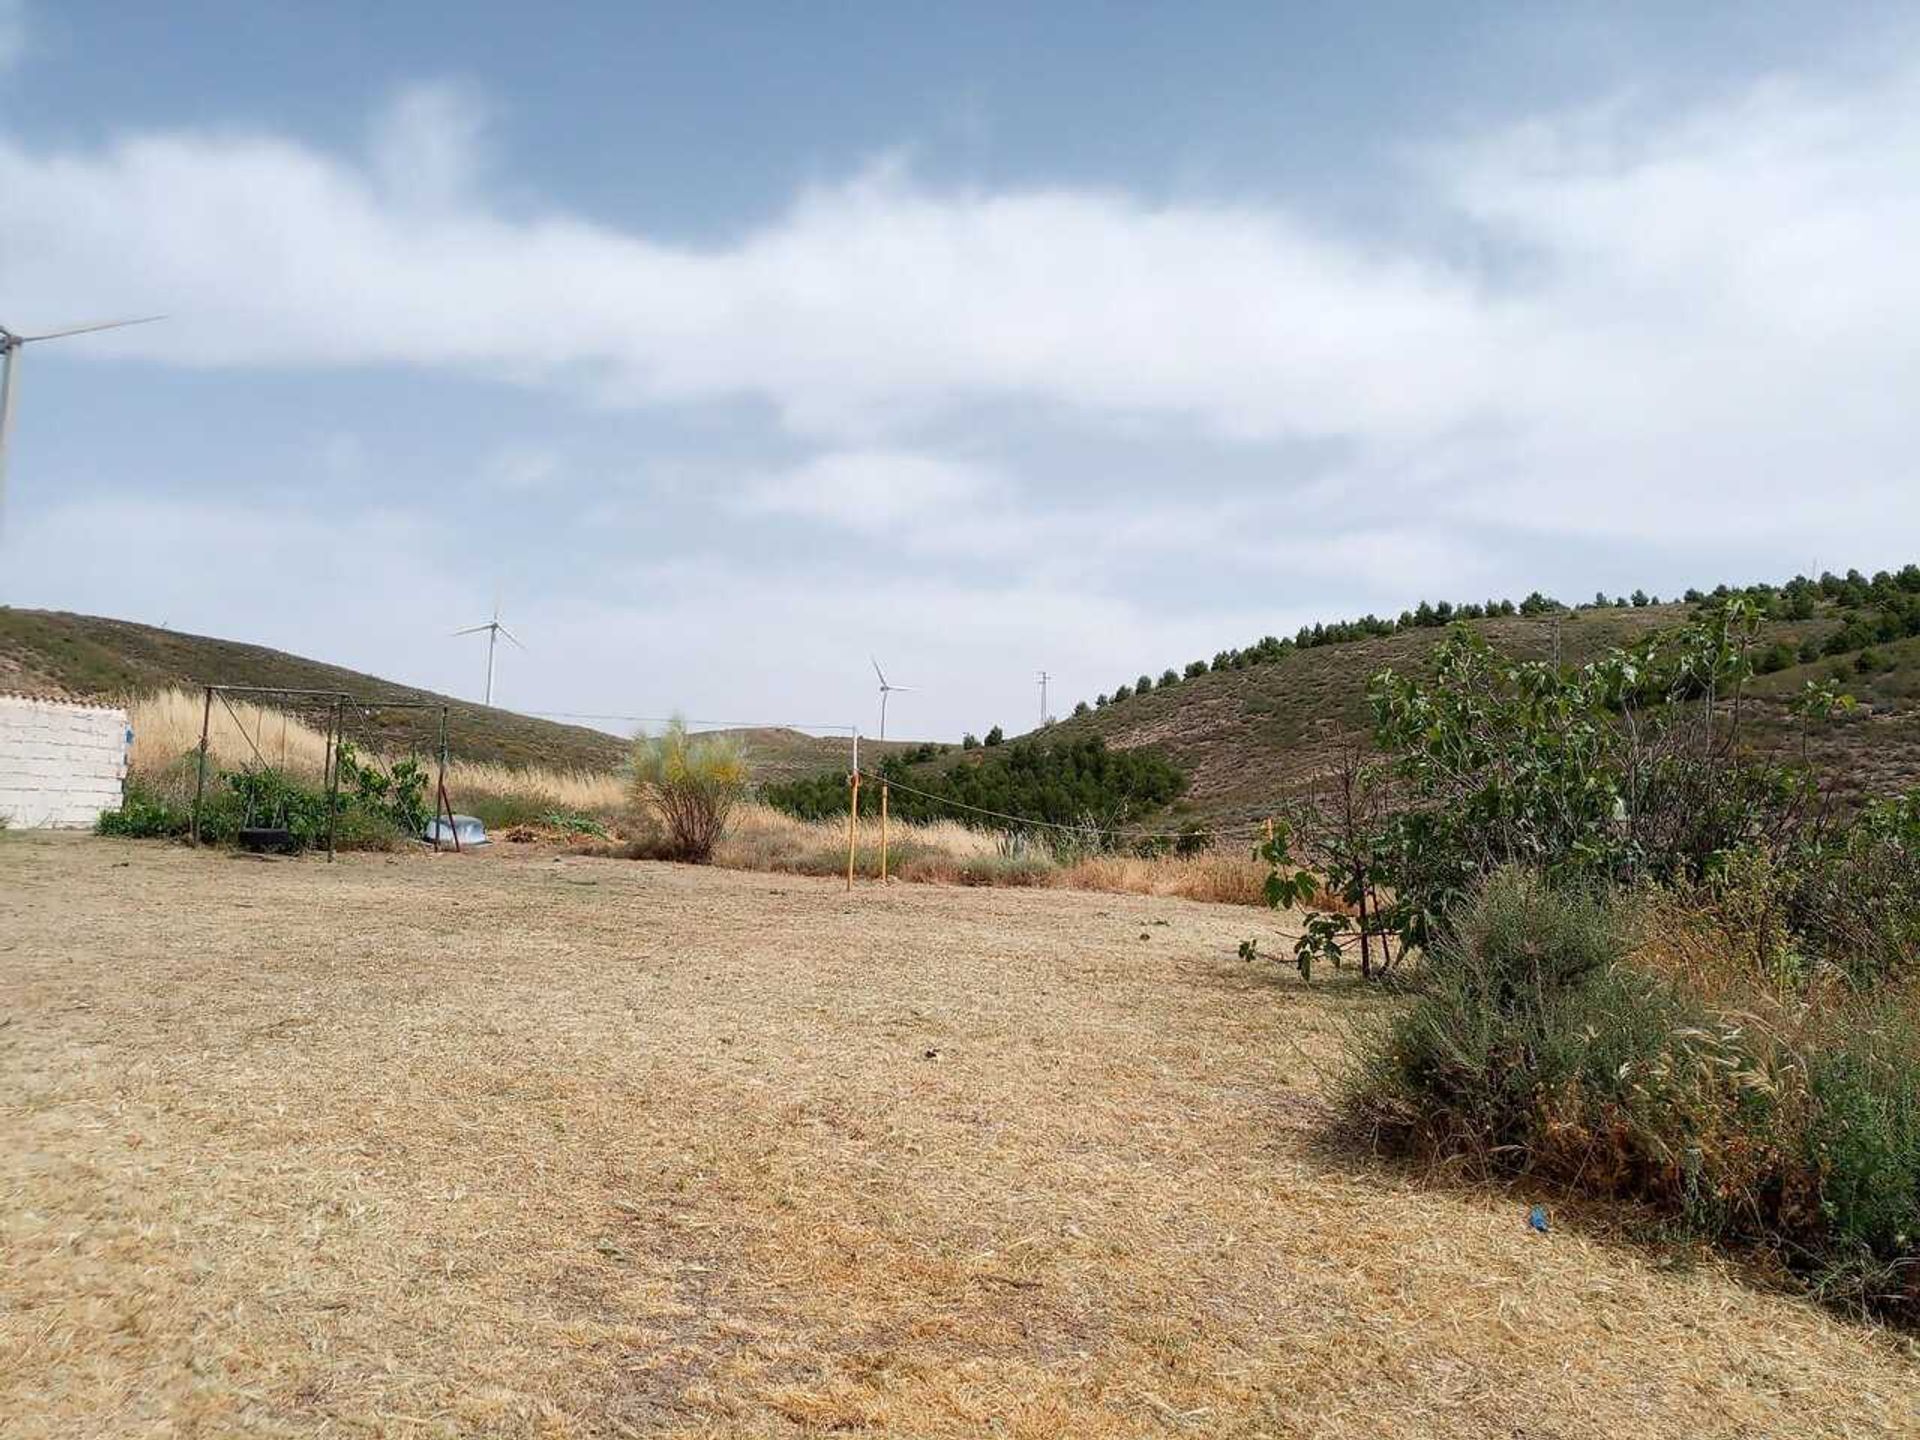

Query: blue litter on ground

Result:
[1528,1205,1550,1234]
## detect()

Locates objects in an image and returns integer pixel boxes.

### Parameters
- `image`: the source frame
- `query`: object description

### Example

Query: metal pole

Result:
[0,342,17,540]
[190,684,213,844]
[430,706,446,852]
[324,696,342,862]
[441,705,461,853]
[846,771,861,891]
[485,627,496,706]
[879,781,889,883]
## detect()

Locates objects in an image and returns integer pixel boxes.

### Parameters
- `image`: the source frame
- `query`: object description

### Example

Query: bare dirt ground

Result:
[4,834,1917,1439]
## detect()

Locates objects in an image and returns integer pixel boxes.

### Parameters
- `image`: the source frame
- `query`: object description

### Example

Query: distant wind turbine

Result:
[0,315,165,536]
[872,656,914,741]
[455,600,524,706]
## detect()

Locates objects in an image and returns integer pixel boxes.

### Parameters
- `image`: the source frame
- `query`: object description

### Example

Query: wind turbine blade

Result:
[22,315,167,343]
[496,624,526,650]
[871,655,888,687]
[452,623,493,636]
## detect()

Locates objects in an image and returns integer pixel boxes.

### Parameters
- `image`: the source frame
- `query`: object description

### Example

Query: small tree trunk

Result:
[1355,860,1374,979]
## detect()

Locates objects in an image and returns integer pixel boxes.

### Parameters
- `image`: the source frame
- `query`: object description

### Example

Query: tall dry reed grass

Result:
[129,689,625,814]
[131,687,333,775]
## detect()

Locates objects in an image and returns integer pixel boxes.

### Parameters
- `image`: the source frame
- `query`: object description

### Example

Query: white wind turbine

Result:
[0,315,165,535]
[455,599,524,706]
[872,656,915,740]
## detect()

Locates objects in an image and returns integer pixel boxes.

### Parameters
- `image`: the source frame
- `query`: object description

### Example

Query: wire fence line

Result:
[521,710,860,734]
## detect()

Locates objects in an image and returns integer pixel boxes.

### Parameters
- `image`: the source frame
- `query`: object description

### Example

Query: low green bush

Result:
[1349,868,1920,1321]
[459,791,556,831]
[99,749,433,854]
[329,805,410,852]
[96,780,194,839]
[1804,1019,1920,1311]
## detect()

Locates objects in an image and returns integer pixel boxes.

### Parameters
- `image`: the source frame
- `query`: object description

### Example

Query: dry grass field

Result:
[4,834,1918,1439]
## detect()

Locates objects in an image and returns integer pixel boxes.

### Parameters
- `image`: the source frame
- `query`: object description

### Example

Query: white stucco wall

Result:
[0,695,131,829]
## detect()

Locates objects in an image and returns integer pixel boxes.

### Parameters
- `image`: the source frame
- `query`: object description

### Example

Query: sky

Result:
[2,1,1917,740]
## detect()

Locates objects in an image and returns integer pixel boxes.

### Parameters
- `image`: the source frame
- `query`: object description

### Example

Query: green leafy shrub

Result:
[984,725,1004,746]
[1787,790,1920,988]
[540,809,609,837]
[96,780,193,839]
[1361,601,1813,950]
[1352,869,1920,1320]
[330,805,409,851]
[1804,1021,1920,1310]
[334,743,431,838]
[459,790,560,831]
[630,719,749,862]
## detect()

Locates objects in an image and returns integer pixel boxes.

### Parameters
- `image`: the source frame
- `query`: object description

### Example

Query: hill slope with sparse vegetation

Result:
[0,607,916,779]
[0,607,631,770]
[897,571,1920,827]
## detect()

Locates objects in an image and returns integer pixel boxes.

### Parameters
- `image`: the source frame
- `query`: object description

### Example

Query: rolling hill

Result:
[14,574,1920,824]
[1,607,629,769]
[0,607,900,779]
[893,591,1920,828]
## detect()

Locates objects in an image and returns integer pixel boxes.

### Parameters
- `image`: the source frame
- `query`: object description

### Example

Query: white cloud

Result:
[7,56,1920,731]
[0,88,1497,443]
[731,450,999,532]
[0,61,1913,564]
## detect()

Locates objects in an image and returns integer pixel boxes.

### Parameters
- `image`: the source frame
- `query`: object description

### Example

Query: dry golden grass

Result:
[713,802,1005,877]
[131,688,625,815]
[131,684,335,775]
[4,833,1917,1438]
[445,758,627,814]
[1057,852,1270,906]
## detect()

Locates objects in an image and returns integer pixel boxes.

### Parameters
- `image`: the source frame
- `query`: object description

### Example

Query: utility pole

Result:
[1037,670,1050,728]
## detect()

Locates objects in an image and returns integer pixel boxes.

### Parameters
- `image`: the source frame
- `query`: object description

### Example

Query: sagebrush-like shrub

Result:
[629,720,749,862]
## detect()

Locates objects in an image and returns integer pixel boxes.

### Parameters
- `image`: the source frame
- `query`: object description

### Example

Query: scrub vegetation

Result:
[1245,598,1920,1321]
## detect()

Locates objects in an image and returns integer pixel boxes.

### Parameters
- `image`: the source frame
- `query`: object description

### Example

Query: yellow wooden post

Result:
[880,781,890,883]
[846,771,861,891]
